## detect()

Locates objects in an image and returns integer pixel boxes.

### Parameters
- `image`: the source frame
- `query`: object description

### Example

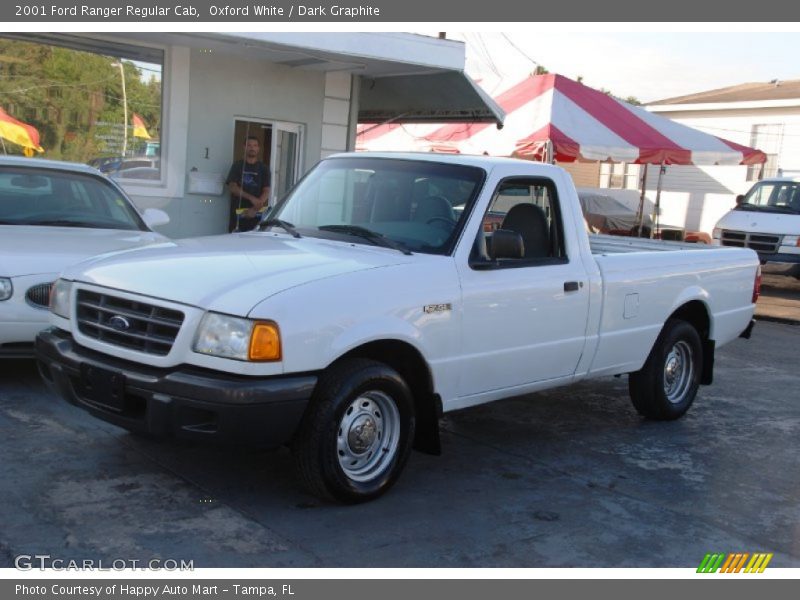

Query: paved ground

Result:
[757,272,800,324]
[1,321,799,569]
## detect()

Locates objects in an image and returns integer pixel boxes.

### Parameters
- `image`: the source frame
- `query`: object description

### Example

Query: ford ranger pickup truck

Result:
[36,153,760,502]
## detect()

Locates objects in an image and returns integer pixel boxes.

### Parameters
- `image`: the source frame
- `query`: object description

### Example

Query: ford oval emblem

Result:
[107,315,131,332]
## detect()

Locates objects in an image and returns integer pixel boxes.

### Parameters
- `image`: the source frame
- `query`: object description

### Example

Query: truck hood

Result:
[0,225,167,278]
[64,232,412,316]
[716,209,800,236]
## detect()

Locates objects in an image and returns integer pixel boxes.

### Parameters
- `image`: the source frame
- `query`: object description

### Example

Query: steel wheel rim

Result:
[336,390,401,483]
[663,340,694,404]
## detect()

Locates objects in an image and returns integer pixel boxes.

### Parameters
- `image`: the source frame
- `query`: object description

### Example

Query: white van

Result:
[713,177,800,277]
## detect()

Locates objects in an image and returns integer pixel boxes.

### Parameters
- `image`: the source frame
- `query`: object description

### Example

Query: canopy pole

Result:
[635,164,649,235]
[653,162,667,239]
[546,139,555,164]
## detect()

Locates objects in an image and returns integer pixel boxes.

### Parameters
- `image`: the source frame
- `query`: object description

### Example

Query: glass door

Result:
[271,122,304,206]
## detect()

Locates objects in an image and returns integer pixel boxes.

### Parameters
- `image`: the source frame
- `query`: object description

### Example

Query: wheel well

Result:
[334,340,441,455]
[668,300,714,385]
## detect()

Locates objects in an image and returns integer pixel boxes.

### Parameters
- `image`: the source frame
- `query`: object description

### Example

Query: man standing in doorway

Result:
[226,136,270,232]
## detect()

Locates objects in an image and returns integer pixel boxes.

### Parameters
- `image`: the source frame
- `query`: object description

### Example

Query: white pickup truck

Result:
[37,153,759,503]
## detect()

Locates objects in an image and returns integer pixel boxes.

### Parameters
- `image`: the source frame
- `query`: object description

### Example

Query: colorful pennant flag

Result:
[0,107,44,153]
[132,113,152,139]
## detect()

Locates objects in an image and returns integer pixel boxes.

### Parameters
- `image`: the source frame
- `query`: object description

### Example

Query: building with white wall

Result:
[633,81,800,233]
[4,32,501,238]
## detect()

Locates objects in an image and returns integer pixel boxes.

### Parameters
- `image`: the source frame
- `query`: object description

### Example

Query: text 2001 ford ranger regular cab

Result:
[37,153,759,502]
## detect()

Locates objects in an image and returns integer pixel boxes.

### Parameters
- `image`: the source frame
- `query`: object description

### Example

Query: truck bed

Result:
[589,233,718,255]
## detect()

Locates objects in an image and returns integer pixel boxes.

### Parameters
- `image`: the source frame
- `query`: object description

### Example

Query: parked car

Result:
[38,153,758,502]
[0,156,170,357]
[713,177,800,277]
[110,167,160,181]
[89,156,160,175]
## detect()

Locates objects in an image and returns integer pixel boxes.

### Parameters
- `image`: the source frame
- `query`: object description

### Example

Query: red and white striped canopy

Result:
[357,74,765,166]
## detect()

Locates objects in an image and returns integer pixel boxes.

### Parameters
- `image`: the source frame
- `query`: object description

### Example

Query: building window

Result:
[747,123,783,181]
[0,35,163,184]
[600,162,640,189]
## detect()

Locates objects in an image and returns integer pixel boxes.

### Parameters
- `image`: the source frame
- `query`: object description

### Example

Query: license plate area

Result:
[80,364,126,412]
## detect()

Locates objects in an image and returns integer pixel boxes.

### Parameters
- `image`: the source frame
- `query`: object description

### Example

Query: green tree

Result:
[0,39,161,161]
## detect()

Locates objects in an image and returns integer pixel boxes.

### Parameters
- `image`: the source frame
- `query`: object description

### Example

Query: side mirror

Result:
[489,229,525,259]
[142,208,170,229]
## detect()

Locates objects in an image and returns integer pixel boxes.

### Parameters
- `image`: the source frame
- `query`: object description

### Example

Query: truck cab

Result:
[713,177,800,277]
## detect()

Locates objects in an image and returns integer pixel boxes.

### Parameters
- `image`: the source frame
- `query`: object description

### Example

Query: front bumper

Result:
[36,328,317,447]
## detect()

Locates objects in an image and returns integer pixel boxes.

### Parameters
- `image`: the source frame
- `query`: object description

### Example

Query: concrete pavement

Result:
[756,273,800,324]
[1,321,798,568]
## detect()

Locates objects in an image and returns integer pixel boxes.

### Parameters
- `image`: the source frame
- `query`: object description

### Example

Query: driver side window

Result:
[472,177,566,267]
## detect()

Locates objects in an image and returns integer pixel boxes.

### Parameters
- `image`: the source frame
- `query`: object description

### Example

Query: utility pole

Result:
[111,61,128,158]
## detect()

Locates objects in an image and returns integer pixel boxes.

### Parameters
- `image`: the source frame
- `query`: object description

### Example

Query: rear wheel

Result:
[292,358,415,503]
[628,319,703,420]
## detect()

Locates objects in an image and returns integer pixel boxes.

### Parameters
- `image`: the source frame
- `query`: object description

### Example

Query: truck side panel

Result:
[587,250,757,378]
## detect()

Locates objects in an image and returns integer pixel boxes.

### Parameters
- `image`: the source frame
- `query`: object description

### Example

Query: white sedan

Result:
[0,156,170,358]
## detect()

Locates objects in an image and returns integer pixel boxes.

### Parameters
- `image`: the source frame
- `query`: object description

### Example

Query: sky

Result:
[434,32,800,103]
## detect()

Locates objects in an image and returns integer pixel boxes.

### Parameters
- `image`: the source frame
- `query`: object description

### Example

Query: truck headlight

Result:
[781,235,799,247]
[712,227,722,240]
[0,277,11,301]
[193,313,281,362]
[50,279,72,318]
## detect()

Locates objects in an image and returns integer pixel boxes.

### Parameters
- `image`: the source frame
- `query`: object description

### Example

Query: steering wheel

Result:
[426,216,456,229]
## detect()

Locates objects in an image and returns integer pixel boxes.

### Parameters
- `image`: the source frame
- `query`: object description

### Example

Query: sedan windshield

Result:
[267,157,485,255]
[0,167,146,230]
[739,180,800,214]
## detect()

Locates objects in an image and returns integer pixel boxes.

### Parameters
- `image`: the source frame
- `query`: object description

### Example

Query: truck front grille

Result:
[76,290,184,356]
[721,230,781,254]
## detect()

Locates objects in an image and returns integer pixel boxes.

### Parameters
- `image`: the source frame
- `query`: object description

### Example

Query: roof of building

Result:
[651,80,800,105]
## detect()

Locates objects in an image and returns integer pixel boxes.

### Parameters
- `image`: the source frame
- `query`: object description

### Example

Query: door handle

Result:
[564,281,581,292]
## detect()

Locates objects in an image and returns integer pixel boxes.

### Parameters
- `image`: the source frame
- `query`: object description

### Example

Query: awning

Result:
[358,71,505,126]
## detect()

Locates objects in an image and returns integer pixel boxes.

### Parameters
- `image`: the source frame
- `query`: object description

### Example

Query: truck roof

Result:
[328,151,562,171]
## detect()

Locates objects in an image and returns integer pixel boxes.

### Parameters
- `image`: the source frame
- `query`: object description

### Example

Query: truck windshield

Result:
[267,157,485,255]
[739,181,800,214]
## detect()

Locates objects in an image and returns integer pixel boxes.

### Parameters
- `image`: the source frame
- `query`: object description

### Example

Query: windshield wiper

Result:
[318,224,413,255]
[259,218,301,238]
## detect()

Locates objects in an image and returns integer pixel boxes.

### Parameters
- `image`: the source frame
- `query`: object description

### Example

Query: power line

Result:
[500,33,538,69]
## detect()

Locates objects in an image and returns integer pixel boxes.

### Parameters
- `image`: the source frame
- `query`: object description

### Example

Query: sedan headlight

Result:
[50,279,72,319]
[0,277,12,301]
[193,313,281,362]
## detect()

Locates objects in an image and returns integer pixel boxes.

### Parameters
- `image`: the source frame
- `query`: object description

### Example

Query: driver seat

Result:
[414,195,454,224]
[501,203,550,258]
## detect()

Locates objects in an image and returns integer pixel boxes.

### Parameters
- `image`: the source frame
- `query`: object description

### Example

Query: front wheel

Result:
[628,319,703,420]
[292,358,415,503]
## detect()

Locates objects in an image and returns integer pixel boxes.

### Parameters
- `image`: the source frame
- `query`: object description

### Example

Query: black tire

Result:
[292,358,415,503]
[628,318,703,420]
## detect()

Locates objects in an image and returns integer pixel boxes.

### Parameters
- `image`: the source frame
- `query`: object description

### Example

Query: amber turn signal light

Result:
[248,321,282,361]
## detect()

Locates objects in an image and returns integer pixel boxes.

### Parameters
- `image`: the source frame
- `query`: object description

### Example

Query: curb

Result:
[754,314,800,327]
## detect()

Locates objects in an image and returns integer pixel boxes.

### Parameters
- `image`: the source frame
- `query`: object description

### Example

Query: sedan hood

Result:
[0,225,167,278]
[63,232,412,316]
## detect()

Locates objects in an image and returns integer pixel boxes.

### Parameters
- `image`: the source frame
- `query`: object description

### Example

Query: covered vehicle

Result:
[578,191,655,235]
[0,156,169,357]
